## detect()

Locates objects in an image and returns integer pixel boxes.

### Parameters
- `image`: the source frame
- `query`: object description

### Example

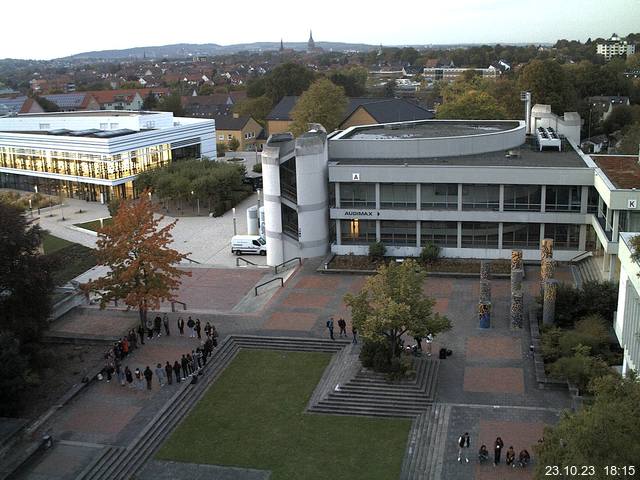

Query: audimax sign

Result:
[344,211,380,216]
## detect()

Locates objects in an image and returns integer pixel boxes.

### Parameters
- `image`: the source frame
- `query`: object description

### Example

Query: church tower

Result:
[307,30,315,52]
[280,38,284,52]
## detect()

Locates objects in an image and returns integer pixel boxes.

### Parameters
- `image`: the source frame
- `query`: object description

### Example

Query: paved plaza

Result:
[8,258,575,479]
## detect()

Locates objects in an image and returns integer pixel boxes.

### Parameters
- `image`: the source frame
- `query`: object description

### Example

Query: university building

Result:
[0,110,215,201]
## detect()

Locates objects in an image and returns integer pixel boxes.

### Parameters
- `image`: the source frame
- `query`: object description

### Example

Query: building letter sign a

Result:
[629,199,637,209]
[352,173,360,181]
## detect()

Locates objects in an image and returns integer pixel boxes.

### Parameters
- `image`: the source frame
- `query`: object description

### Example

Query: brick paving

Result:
[17,260,577,479]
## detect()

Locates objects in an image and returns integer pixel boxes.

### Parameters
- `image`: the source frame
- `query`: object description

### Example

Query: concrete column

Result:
[457,184,463,211]
[498,222,504,250]
[603,253,610,272]
[335,219,341,246]
[416,221,421,248]
[415,184,421,211]
[598,196,604,218]
[262,145,285,266]
[580,185,589,214]
[499,184,505,212]
[579,224,587,251]
[543,279,558,325]
[539,224,545,247]
[606,206,613,232]
[457,221,462,249]
[335,182,341,208]
[540,185,546,213]
[612,210,620,239]
[375,183,381,210]
[609,255,616,281]
[376,220,381,242]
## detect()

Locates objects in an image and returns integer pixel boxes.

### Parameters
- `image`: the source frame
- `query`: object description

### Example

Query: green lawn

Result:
[157,350,411,480]
[73,218,112,232]
[42,234,97,285]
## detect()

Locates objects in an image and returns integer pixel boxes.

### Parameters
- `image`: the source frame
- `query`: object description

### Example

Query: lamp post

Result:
[191,190,200,215]
[257,188,261,210]
[232,207,237,236]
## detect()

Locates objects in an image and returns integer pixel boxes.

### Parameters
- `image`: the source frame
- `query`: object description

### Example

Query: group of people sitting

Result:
[478,444,530,468]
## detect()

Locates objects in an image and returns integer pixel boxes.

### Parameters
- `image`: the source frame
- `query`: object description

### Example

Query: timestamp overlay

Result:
[545,465,636,477]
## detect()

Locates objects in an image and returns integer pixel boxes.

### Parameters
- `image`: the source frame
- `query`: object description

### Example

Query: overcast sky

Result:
[1,0,639,60]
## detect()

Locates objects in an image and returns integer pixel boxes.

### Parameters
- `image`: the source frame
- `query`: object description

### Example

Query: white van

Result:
[231,235,267,255]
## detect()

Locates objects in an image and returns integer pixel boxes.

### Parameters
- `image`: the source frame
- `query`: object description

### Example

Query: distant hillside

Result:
[61,41,380,60]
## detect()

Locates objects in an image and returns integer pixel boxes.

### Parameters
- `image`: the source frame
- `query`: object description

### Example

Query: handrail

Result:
[236,257,259,267]
[184,257,201,264]
[255,277,284,296]
[274,257,302,274]
[171,300,187,312]
[569,251,593,263]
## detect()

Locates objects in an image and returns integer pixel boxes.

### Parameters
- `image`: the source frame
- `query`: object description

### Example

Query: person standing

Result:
[458,432,470,463]
[181,354,190,378]
[155,363,165,387]
[163,313,170,336]
[187,316,195,338]
[204,322,212,338]
[426,333,434,356]
[177,317,185,336]
[173,360,182,383]
[146,317,154,339]
[137,324,145,345]
[494,437,504,466]
[153,315,162,337]
[195,319,202,340]
[129,329,138,350]
[337,317,346,337]
[352,324,358,344]
[211,324,219,346]
[125,366,133,387]
[165,361,173,385]
[327,317,335,340]
[143,366,153,390]
[134,368,144,390]
[413,335,423,351]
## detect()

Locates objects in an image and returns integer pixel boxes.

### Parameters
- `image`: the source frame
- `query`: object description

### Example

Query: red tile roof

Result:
[593,155,640,189]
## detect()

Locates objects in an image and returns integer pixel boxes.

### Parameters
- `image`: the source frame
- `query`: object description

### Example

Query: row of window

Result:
[340,220,581,250]
[338,183,598,213]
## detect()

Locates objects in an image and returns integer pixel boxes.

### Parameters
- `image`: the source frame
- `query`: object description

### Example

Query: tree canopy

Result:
[86,194,189,326]
[290,78,348,135]
[329,67,368,97]
[535,373,640,478]
[518,59,576,114]
[344,260,451,358]
[233,95,273,125]
[264,62,315,104]
[436,89,508,120]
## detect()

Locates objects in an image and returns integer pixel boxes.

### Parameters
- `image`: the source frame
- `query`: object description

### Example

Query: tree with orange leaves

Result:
[86,191,190,327]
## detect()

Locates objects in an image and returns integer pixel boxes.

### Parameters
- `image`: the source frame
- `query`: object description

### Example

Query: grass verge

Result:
[43,234,97,285]
[157,349,411,480]
[73,218,112,232]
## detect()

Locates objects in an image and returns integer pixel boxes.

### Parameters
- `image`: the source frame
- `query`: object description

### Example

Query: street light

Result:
[232,207,237,235]
[257,188,261,210]
[191,190,200,215]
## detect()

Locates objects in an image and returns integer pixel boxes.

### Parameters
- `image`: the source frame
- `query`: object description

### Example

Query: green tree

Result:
[518,59,576,113]
[157,93,184,116]
[0,202,53,345]
[233,95,273,125]
[602,105,639,134]
[0,332,30,416]
[619,122,640,154]
[141,92,158,110]
[329,67,368,97]
[228,137,240,151]
[216,142,228,157]
[535,373,640,479]
[290,78,348,135]
[344,260,451,361]
[264,62,315,104]
[436,90,508,119]
[383,80,395,98]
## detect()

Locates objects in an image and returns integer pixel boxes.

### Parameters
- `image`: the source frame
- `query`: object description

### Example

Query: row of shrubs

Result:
[369,241,440,264]
[539,280,620,394]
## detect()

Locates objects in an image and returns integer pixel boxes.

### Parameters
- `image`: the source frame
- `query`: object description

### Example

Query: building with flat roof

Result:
[0,110,215,201]
[597,34,636,60]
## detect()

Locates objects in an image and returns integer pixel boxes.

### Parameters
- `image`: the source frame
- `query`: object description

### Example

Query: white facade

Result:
[615,233,640,375]
[597,39,636,60]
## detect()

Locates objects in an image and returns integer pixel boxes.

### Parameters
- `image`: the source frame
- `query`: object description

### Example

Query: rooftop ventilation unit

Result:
[536,126,561,151]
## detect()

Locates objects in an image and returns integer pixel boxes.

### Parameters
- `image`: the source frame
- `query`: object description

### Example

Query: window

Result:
[380,183,416,209]
[219,135,224,140]
[462,184,499,211]
[340,219,376,245]
[340,183,375,208]
[587,186,598,214]
[503,185,541,211]
[281,204,298,239]
[227,134,233,140]
[421,184,457,210]
[38,123,50,130]
[109,123,119,129]
[545,186,581,212]
[421,221,457,247]
[100,123,108,130]
[380,221,416,246]
[461,222,499,248]
[544,224,580,250]
[502,223,540,249]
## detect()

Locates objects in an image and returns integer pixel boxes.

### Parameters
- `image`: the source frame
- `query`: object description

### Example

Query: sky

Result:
[1,0,639,60]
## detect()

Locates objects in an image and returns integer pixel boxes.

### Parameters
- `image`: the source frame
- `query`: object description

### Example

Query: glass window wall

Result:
[503,185,542,211]
[380,183,416,209]
[545,186,581,212]
[340,219,376,245]
[462,184,500,211]
[544,223,580,250]
[340,183,376,209]
[420,221,458,247]
[380,220,417,246]
[461,222,499,248]
[281,204,298,239]
[421,184,458,210]
[502,223,540,249]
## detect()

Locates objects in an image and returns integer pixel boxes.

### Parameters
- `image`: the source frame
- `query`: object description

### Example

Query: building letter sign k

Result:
[629,199,637,209]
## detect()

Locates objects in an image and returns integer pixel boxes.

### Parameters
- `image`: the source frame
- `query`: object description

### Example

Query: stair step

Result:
[310,405,419,418]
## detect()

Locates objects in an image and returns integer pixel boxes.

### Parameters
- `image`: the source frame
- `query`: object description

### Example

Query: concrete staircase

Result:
[574,255,603,286]
[73,335,348,480]
[400,403,452,480]
[309,357,440,418]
